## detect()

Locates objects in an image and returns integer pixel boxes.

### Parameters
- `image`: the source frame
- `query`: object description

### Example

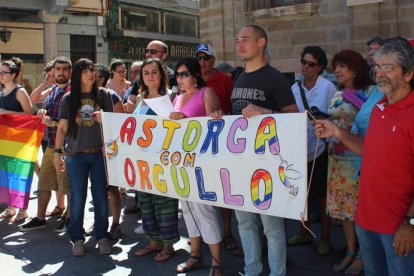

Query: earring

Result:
[194,81,198,87]
[353,74,356,78]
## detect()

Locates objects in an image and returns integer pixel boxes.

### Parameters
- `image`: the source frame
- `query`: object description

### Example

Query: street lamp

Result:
[0,28,12,44]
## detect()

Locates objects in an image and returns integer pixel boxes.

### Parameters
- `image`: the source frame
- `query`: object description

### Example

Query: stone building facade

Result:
[199,0,414,74]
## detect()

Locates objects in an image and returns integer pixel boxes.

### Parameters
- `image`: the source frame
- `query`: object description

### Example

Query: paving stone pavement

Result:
[0,173,350,276]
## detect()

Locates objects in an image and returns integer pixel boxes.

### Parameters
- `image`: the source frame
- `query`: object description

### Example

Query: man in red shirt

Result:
[195,43,233,114]
[314,37,414,275]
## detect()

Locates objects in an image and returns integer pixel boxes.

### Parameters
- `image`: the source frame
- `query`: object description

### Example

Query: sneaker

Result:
[133,224,144,235]
[109,223,121,240]
[98,238,111,255]
[72,240,85,256]
[54,218,67,233]
[18,217,47,232]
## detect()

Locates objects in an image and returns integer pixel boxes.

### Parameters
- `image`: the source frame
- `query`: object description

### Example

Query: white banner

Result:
[101,112,308,220]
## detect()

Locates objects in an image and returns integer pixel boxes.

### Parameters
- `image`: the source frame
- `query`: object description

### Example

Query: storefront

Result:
[107,0,200,75]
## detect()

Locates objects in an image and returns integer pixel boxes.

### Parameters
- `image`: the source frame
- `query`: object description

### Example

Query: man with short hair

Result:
[288,46,336,254]
[20,56,72,232]
[213,24,298,276]
[315,37,414,275]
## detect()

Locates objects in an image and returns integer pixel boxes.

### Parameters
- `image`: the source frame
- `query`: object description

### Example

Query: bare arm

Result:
[30,79,52,103]
[393,197,414,256]
[203,87,221,115]
[126,94,137,113]
[313,119,364,155]
[53,118,68,172]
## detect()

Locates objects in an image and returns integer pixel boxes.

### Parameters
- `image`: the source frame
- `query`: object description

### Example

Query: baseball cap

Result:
[195,43,216,57]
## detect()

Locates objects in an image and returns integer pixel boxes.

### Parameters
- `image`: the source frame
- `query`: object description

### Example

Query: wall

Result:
[200,0,414,73]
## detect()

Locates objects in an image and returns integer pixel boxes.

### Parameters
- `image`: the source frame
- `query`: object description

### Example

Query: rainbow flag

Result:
[0,114,45,209]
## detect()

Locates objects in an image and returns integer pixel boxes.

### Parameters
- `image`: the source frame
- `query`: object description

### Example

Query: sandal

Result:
[46,206,65,217]
[345,252,364,275]
[333,250,356,272]
[0,208,16,219]
[176,255,204,273]
[135,246,162,256]
[154,248,175,262]
[10,210,28,223]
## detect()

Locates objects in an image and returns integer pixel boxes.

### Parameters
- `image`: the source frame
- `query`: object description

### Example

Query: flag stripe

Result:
[0,140,39,162]
[0,114,45,132]
[0,155,35,177]
[0,186,30,209]
[0,170,33,193]
[0,125,42,146]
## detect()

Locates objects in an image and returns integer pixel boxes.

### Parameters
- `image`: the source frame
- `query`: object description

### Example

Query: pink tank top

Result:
[173,87,207,117]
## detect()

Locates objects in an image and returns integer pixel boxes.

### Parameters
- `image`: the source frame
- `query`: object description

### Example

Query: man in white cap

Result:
[195,43,233,115]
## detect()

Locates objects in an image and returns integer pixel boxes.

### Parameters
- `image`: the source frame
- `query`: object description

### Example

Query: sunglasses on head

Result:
[145,49,163,55]
[300,59,318,68]
[196,55,212,61]
[175,71,191,78]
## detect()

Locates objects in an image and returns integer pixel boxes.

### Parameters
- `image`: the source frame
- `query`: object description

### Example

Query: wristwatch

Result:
[54,148,63,154]
[406,215,414,226]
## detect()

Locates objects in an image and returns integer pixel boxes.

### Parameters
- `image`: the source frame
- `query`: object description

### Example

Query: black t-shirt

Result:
[231,64,295,115]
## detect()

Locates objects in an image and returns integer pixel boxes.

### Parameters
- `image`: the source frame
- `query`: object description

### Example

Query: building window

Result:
[119,5,160,33]
[164,13,198,38]
[245,0,311,12]
[70,35,96,63]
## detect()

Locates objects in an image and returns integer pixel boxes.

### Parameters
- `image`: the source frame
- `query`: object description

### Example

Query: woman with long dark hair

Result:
[53,58,113,256]
[170,58,222,276]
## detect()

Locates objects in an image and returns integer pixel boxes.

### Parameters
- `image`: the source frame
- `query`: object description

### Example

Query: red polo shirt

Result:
[206,70,233,114]
[355,91,414,234]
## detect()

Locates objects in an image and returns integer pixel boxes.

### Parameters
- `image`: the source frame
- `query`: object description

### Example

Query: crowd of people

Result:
[0,24,413,276]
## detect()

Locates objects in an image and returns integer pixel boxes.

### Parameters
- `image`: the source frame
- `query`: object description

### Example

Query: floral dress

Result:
[326,90,360,220]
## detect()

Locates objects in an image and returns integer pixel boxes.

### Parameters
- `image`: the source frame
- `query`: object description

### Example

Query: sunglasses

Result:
[196,55,212,61]
[175,71,191,78]
[146,49,163,55]
[300,59,318,68]
[0,71,12,75]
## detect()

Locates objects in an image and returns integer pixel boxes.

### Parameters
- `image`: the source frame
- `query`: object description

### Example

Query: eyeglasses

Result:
[196,55,212,61]
[0,71,12,75]
[300,59,317,68]
[175,71,191,78]
[145,49,163,55]
[372,64,396,72]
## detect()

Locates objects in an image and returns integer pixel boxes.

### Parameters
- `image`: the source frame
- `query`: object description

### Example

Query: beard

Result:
[55,75,69,84]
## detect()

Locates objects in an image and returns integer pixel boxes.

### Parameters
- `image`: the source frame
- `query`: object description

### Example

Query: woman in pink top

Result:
[170,58,223,276]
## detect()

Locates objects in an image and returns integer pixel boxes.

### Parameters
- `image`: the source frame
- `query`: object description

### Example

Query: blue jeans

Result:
[356,223,414,276]
[235,210,286,276]
[66,152,108,243]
